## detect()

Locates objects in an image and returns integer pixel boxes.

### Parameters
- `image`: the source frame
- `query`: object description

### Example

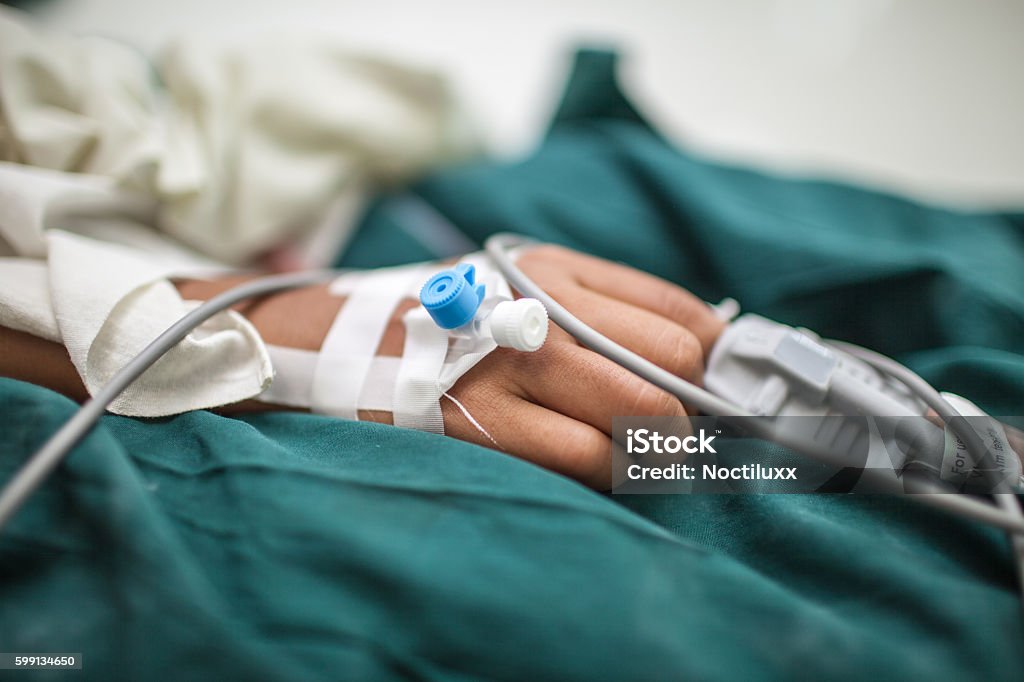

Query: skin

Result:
[0,245,725,489]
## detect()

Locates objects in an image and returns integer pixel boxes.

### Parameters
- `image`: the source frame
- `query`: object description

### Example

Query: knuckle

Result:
[507,338,574,399]
[541,279,575,304]
[561,432,611,485]
[528,335,569,372]
[651,326,702,379]
[653,387,686,418]
[657,285,692,325]
[627,380,684,417]
[677,333,703,375]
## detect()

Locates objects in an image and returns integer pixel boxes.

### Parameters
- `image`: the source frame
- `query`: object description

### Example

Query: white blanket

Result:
[0,8,477,416]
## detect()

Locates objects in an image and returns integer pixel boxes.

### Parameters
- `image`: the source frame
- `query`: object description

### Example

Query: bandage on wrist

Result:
[258,254,512,434]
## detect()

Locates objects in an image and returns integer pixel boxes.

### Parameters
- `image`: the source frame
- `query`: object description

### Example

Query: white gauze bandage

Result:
[258,253,513,434]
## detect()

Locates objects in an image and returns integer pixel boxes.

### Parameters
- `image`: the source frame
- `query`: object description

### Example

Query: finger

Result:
[441,390,613,488]
[521,342,687,436]
[540,283,705,385]
[524,245,726,354]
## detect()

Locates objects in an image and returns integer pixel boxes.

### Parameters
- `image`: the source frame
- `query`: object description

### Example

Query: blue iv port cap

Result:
[419,263,487,329]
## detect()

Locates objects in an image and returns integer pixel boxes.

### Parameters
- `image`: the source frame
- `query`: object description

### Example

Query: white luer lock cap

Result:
[489,298,549,351]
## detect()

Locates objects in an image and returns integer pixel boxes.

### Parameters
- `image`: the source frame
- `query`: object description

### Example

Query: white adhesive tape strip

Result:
[327,271,367,297]
[262,344,402,412]
[329,263,433,298]
[312,267,422,419]
[261,345,317,407]
[358,357,401,412]
[392,306,449,433]
[260,254,512,429]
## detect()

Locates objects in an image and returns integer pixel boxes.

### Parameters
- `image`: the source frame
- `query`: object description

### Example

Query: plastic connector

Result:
[420,265,548,352]
[420,263,486,329]
[489,299,548,351]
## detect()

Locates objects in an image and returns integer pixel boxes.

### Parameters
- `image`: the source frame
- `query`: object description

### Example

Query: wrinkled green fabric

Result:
[2,50,1023,680]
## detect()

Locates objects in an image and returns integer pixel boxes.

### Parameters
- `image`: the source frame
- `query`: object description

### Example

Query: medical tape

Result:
[327,271,368,297]
[358,357,401,412]
[261,344,402,411]
[258,255,511,432]
[260,345,317,407]
[392,306,449,433]
[311,267,424,419]
[387,252,514,430]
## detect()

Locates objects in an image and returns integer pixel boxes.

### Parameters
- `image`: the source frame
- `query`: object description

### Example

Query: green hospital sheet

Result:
[2,49,1023,680]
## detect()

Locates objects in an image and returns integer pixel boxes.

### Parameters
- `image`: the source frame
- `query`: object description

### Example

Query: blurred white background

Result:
[33,0,1024,207]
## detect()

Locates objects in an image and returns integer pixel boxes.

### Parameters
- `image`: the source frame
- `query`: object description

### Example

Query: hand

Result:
[0,245,724,491]
[441,245,725,489]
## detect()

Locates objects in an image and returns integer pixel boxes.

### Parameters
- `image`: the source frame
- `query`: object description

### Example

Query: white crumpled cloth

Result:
[0,8,478,416]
